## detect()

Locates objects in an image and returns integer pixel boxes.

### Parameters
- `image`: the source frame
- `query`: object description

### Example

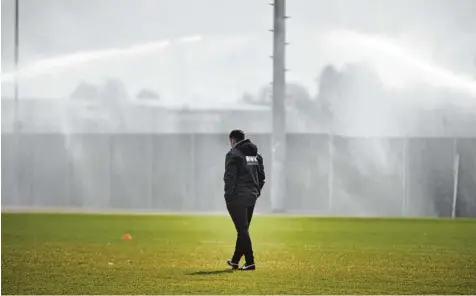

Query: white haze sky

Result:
[1,0,476,104]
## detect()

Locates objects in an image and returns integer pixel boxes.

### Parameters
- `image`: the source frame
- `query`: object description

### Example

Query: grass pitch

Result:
[1,213,475,295]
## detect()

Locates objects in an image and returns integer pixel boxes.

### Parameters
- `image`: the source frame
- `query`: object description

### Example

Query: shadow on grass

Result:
[188,269,234,275]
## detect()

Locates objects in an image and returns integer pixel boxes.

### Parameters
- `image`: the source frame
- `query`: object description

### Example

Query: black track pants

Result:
[227,203,255,264]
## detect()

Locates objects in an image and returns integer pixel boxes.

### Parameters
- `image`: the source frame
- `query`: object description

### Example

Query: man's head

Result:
[229,129,245,148]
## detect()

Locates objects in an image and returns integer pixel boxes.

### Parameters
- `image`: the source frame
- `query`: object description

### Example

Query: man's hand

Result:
[257,154,265,192]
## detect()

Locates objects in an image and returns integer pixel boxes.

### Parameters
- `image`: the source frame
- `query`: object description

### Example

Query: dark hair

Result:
[229,129,245,142]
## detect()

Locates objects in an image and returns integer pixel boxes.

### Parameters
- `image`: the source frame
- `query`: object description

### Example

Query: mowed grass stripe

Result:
[1,213,475,294]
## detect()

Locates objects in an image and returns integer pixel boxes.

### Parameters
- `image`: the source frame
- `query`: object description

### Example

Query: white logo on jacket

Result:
[245,156,259,165]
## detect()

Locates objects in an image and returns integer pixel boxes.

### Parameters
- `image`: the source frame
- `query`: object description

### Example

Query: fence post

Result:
[67,136,73,209]
[328,133,334,214]
[191,133,196,210]
[108,133,113,210]
[452,138,460,219]
[149,133,154,210]
[402,135,409,216]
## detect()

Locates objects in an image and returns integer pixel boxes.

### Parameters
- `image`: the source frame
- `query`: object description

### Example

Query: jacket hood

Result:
[234,139,258,156]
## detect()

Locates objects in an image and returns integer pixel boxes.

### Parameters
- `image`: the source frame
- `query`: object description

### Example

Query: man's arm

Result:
[257,154,265,195]
[224,151,238,202]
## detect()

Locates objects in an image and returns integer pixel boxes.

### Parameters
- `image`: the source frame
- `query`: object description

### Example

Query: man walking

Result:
[224,129,265,271]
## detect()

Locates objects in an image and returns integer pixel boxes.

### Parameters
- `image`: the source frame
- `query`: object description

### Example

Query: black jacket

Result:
[224,139,265,206]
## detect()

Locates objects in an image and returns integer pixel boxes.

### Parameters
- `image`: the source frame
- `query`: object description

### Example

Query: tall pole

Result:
[13,0,20,132]
[13,0,21,207]
[402,135,409,216]
[328,134,334,213]
[270,0,287,212]
[451,138,460,219]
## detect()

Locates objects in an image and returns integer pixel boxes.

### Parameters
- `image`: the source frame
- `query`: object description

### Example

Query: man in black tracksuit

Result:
[224,130,265,271]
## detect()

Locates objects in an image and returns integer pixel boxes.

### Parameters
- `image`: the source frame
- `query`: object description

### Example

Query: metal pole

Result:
[13,0,22,207]
[451,138,460,219]
[328,133,334,214]
[176,44,186,102]
[13,0,20,132]
[402,135,408,216]
[149,134,154,210]
[270,0,287,212]
[191,133,196,211]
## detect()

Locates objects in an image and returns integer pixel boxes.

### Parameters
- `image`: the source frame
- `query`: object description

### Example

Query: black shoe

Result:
[227,259,239,270]
[239,263,255,271]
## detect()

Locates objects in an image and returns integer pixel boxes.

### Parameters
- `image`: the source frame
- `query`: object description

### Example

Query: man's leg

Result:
[233,204,256,261]
[227,205,243,264]
[227,204,254,265]
[247,204,255,225]
[242,205,255,265]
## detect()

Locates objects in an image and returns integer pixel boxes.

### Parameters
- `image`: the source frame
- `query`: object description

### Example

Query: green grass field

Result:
[1,213,475,295]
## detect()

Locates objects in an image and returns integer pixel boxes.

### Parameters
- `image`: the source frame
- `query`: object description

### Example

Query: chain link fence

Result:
[2,133,475,216]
